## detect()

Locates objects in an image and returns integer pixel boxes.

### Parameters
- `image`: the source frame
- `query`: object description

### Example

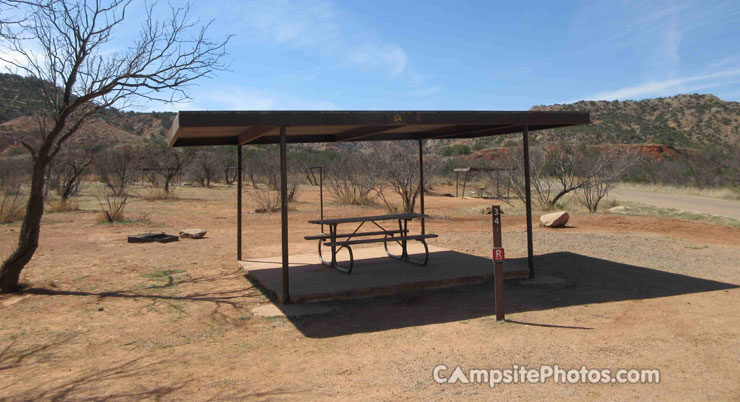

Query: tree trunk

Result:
[0,157,48,292]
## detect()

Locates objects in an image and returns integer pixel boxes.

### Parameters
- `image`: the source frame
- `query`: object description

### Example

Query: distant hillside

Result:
[529,94,740,148]
[0,73,174,154]
[1,73,739,154]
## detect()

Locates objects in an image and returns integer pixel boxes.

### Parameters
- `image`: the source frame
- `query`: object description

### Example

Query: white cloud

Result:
[238,0,419,79]
[345,43,409,77]
[585,67,740,101]
[241,0,340,49]
[174,86,338,111]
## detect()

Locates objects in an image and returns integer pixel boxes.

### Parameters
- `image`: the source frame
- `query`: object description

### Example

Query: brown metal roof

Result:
[167,110,590,147]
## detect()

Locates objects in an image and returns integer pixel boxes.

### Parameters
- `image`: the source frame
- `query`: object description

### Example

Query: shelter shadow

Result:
[285,252,738,338]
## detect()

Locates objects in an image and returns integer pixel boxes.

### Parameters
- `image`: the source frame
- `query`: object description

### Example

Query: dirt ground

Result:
[1,183,739,401]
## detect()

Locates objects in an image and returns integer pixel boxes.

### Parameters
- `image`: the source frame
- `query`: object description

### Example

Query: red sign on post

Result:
[493,247,505,263]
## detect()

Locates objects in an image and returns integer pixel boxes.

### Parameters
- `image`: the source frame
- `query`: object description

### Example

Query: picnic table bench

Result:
[305,213,438,273]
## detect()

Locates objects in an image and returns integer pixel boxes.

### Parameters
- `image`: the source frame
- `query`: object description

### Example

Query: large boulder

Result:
[179,228,207,239]
[539,211,569,228]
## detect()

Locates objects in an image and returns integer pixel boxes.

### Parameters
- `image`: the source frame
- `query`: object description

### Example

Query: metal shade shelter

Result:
[168,110,590,303]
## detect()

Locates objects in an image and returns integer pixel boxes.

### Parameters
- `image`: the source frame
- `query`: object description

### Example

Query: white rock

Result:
[539,211,569,228]
[179,228,207,239]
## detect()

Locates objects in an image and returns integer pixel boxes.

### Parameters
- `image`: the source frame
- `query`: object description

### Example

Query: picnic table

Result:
[305,213,438,273]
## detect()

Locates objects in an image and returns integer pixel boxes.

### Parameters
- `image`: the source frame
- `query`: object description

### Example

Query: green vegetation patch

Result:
[140,269,187,282]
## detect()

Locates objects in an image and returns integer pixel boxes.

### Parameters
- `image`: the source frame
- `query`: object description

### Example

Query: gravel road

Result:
[611,188,740,220]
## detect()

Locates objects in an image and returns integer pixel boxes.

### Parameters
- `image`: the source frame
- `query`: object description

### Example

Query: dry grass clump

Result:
[142,187,179,201]
[248,189,280,213]
[46,199,80,212]
[96,190,128,223]
[0,186,25,223]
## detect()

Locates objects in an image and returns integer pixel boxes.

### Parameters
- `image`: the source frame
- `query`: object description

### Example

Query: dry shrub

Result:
[46,199,80,212]
[0,187,25,223]
[96,186,128,223]
[0,158,27,223]
[142,187,179,201]
[249,189,280,213]
[325,154,378,206]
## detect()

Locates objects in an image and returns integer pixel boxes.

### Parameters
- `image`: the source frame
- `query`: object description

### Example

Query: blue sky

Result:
[137,0,740,111]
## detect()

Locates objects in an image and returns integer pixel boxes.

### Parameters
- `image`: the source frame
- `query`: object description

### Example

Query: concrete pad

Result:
[252,303,333,318]
[517,275,570,288]
[241,246,528,303]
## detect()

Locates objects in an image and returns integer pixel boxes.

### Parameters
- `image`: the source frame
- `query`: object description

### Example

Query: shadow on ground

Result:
[284,252,738,338]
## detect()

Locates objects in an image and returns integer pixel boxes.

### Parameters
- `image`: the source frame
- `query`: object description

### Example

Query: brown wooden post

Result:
[418,138,425,235]
[237,145,242,261]
[522,125,534,279]
[280,126,290,303]
[492,205,505,321]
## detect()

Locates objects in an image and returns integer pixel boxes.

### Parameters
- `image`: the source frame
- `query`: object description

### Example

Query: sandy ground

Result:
[611,188,740,220]
[1,183,739,401]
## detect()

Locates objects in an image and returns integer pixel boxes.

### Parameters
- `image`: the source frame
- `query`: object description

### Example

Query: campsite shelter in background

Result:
[167,111,590,303]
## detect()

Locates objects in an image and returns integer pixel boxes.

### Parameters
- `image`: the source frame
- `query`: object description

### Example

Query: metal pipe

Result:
[280,126,290,303]
[237,145,242,261]
[461,171,468,198]
[418,138,425,235]
[522,125,534,278]
[319,167,324,234]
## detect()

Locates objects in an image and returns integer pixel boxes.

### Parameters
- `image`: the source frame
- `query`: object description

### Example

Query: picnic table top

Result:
[308,213,422,225]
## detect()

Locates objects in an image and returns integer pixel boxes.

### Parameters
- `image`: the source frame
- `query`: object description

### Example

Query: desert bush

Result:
[140,140,194,194]
[575,148,638,212]
[325,153,379,205]
[440,144,471,156]
[49,146,93,203]
[216,146,238,185]
[46,199,79,213]
[0,187,25,223]
[95,146,140,196]
[503,142,627,209]
[372,141,440,213]
[248,189,281,213]
[191,148,221,187]
[96,189,128,223]
[142,187,179,201]
[243,146,303,202]
[0,158,27,223]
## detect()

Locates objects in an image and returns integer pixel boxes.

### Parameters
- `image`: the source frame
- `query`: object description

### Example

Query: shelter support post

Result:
[280,126,290,303]
[418,139,425,235]
[522,125,534,278]
[237,145,242,261]
[461,171,469,198]
[455,171,459,197]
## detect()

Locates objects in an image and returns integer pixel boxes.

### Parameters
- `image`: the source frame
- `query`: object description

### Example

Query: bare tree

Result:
[372,141,438,213]
[503,145,548,208]
[95,146,139,196]
[325,152,379,205]
[143,140,192,194]
[575,148,638,212]
[504,143,600,209]
[0,0,229,292]
[217,146,237,185]
[192,148,220,187]
[50,146,93,204]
